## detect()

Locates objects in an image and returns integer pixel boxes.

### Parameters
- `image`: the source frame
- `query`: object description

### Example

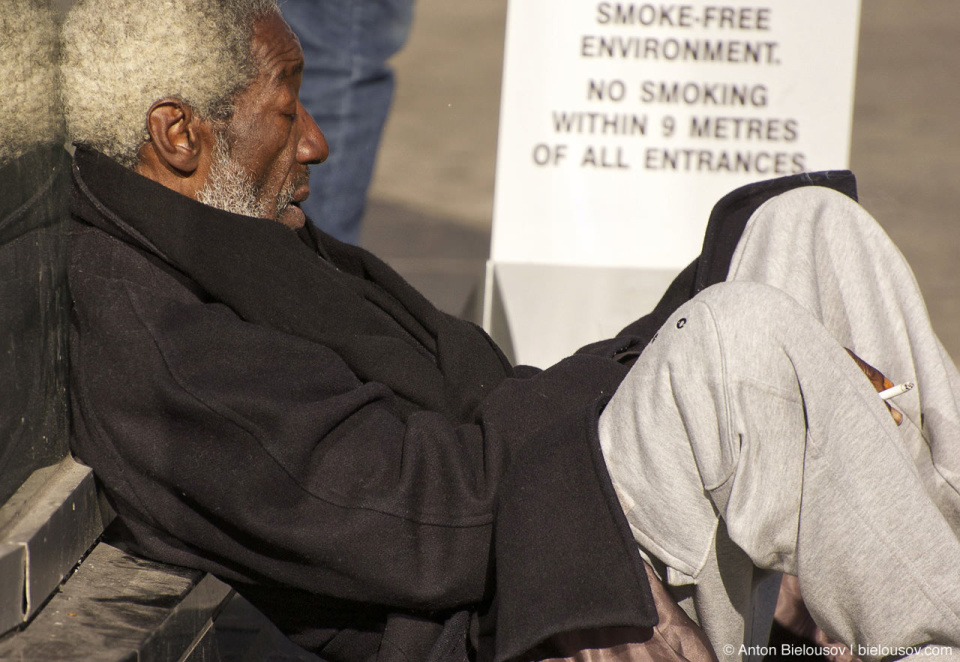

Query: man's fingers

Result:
[887,403,903,426]
[844,348,902,425]
[844,348,890,391]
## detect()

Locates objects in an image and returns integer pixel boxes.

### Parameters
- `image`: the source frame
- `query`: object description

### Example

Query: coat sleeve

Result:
[69,246,647,613]
[71,268,507,610]
[69,231,658,662]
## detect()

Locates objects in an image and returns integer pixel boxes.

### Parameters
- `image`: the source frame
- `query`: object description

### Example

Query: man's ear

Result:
[143,98,206,174]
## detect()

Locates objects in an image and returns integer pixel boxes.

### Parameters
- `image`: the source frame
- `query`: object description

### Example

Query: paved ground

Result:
[363,0,960,360]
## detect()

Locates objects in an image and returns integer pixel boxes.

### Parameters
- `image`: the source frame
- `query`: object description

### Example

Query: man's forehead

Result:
[251,12,304,82]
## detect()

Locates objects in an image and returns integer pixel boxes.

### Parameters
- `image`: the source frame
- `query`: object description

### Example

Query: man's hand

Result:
[774,575,861,662]
[524,563,717,661]
[845,349,903,425]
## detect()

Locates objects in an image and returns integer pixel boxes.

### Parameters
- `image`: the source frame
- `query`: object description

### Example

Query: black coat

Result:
[67,146,856,661]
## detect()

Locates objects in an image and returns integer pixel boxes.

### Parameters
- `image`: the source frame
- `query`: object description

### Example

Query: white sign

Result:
[491,0,862,270]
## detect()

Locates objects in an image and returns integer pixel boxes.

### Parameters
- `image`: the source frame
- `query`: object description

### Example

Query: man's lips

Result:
[293,184,310,203]
[291,166,311,204]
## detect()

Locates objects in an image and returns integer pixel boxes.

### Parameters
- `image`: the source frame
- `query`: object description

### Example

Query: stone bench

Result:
[0,456,234,660]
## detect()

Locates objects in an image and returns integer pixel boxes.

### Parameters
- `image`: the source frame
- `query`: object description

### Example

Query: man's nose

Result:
[298,104,329,165]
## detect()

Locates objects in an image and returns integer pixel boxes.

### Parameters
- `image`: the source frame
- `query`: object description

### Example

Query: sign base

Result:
[482,260,680,367]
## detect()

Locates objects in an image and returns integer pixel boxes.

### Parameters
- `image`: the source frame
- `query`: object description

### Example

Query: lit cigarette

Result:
[879,382,914,400]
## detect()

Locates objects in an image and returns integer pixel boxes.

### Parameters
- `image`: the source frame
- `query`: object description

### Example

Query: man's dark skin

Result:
[135,11,327,231]
[119,10,903,660]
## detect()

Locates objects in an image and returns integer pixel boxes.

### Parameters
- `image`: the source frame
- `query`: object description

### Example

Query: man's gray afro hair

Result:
[61,0,280,168]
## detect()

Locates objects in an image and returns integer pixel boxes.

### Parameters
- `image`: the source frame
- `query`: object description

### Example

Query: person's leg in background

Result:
[281,0,414,244]
[599,188,960,660]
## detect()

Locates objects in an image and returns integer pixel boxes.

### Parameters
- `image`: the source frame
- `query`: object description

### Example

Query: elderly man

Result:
[61,1,960,660]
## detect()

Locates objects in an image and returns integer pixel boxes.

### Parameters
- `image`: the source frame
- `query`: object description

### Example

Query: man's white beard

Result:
[196,133,299,221]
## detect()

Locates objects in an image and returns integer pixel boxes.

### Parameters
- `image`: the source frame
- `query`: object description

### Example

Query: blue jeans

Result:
[282,0,414,244]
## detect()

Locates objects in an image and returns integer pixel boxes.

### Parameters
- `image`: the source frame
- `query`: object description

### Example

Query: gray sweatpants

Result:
[599,187,960,661]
